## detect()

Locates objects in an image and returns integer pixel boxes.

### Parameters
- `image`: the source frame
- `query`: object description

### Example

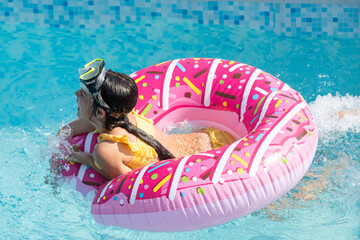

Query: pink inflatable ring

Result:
[60,58,318,232]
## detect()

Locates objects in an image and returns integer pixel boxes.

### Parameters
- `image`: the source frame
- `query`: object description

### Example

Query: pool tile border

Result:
[0,0,359,38]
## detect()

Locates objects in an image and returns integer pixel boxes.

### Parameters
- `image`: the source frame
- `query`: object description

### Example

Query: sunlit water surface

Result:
[0,18,359,239]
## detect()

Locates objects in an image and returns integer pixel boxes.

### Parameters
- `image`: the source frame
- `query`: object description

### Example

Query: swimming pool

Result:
[1,1,359,239]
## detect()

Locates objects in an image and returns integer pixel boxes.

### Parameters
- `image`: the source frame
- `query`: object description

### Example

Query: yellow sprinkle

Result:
[139,95,144,100]
[135,75,145,83]
[182,77,201,95]
[275,99,283,108]
[231,154,249,168]
[175,76,180,81]
[140,179,143,184]
[152,95,157,100]
[94,160,102,170]
[70,161,75,165]
[194,58,200,60]
[297,112,308,121]
[245,152,250,157]
[243,138,248,141]
[153,174,172,192]
[223,101,227,107]
[237,168,244,174]
[128,185,132,190]
[229,61,235,65]
[103,196,106,200]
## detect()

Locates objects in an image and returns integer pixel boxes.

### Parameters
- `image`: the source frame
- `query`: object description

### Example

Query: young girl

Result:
[60,59,236,180]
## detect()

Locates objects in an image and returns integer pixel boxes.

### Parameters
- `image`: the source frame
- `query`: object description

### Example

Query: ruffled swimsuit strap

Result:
[98,129,158,170]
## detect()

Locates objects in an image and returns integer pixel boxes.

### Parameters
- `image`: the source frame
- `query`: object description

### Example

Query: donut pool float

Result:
[58,58,318,232]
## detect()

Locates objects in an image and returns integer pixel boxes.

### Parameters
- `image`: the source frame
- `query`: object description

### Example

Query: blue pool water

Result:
[0,17,359,239]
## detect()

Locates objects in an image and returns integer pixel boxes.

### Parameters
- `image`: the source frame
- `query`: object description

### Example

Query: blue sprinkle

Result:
[250,114,259,125]
[274,112,280,114]
[252,94,259,100]
[185,168,190,172]
[176,62,186,72]
[249,136,254,138]
[139,193,144,198]
[245,71,250,74]
[155,75,159,79]
[255,133,264,141]
[292,151,295,155]
[270,88,278,91]
[147,161,170,173]
[114,196,118,201]
[180,192,185,197]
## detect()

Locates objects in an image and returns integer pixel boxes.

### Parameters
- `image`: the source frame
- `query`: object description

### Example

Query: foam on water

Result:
[309,93,360,134]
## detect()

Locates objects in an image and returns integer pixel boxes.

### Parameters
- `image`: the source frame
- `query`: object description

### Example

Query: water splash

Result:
[309,93,360,134]
[163,120,203,134]
[46,124,73,173]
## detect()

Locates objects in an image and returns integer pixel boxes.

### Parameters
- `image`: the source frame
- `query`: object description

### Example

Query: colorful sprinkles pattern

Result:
[59,58,318,231]
[91,58,317,207]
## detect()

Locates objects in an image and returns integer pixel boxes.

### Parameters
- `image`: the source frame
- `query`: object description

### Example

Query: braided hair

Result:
[92,70,174,160]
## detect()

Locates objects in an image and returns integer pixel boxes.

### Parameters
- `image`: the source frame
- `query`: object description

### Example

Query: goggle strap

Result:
[95,67,107,90]
[94,92,111,110]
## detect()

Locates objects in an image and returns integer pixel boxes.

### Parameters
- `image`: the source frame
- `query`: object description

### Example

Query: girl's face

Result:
[75,89,94,120]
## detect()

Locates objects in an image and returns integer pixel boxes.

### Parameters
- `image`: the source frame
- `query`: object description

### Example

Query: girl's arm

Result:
[66,150,113,180]
[58,118,96,137]
[93,141,133,179]
[66,141,132,180]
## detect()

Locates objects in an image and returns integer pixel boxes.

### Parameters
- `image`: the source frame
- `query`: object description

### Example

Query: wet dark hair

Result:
[92,70,174,160]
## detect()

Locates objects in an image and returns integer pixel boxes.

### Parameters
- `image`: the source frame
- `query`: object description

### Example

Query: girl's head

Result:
[78,58,138,130]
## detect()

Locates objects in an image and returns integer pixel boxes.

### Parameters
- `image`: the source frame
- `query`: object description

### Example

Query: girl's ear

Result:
[96,108,107,119]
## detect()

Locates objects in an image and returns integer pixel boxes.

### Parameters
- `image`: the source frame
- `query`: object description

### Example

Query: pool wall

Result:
[1,0,359,38]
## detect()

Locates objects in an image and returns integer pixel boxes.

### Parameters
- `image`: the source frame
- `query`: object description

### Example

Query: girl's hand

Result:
[65,148,92,165]
[64,146,112,180]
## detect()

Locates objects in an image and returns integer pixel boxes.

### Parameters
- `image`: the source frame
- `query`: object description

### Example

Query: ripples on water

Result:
[0,17,359,239]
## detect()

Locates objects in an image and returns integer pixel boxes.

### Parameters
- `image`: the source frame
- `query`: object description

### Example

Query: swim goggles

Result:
[79,58,110,109]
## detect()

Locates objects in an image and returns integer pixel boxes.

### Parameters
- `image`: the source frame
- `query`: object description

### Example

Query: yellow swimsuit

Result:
[95,111,236,170]
[201,127,236,149]
[97,111,158,170]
